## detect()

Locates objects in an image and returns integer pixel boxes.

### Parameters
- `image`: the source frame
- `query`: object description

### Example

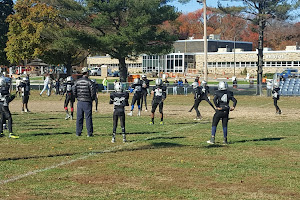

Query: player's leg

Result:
[24,96,30,112]
[4,107,18,139]
[137,96,141,116]
[112,114,118,143]
[120,113,126,142]
[144,92,148,111]
[70,99,75,120]
[204,96,215,110]
[221,112,229,144]
[159,102,164,125]
[207,111,221,144]
[274,98,281,114]
[150,102,158,125]
[193,99,202,120]
[128,95,136,116]
[64,95,70,120]
[95,96,98,112]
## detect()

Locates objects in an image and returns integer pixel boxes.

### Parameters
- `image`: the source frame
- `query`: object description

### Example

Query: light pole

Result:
[233,36,236,76]
[197,0,208,81]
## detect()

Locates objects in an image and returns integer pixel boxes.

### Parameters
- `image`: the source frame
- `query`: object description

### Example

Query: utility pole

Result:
[197,0,208,81]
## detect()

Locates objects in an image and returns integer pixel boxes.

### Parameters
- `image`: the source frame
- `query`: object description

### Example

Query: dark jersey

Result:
[152,85,167,103]
[18,81,30,96]
[131,83,142,95]
[141,79,150,92]
[199,85,210,97]
[110,92,129,115]
[193,87,202,99]
[213,90,237,111]
[272,87,280,100]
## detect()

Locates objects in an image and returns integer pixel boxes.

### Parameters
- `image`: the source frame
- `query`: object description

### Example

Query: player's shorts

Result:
[151,100,163,113]
[22,95,29,104]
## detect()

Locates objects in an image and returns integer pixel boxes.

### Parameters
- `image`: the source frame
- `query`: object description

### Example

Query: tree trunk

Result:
[256,3,265,96]
[66,63,72,76]
[118,57,127,82]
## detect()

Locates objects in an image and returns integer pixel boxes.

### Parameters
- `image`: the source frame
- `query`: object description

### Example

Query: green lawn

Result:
[0,94,299,199]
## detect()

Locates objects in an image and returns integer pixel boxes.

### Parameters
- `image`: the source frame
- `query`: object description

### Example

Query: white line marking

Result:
[0,123,200,185]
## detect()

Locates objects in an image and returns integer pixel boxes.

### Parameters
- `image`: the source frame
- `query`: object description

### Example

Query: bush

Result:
[241,67,247,75]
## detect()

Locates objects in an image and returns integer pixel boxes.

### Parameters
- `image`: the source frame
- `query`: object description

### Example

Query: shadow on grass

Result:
[0,152,78,162]
[233,137,285,144]
[204,144,227,148]
[144,136,186,141]
[126,131,165,135]
[26,132,73,137]
[173,121,210,125]
[0,142,184,161]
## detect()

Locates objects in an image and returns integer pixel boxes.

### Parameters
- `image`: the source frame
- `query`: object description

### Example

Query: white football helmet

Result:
[155,78,163,86]
[133,78,140,84]
[23,77,29,82]
[114,82,123,92]
[66,76,73,82]
[142,75,147,78]
[218,81,228,91]
[201,80,207,86]
[192,82,198,89]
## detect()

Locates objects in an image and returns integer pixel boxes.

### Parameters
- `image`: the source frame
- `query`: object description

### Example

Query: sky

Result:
[170,0,299,22]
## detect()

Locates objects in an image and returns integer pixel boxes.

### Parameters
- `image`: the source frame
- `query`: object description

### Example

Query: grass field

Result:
[0,91,299,200]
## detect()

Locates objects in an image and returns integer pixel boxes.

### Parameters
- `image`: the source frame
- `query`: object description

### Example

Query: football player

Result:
[110,82,129,143]
[207,81,237,145]
[150,78,166,125]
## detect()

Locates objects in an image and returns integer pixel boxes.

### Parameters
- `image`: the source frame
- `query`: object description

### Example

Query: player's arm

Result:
[162,87,167,101]
[230,95,237,111]
[72,83,77,97]
[109,93,114,104]
[213,94,222,110]
[125,92,129,106]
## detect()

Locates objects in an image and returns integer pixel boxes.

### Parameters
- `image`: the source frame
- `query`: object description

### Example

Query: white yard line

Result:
[0,123,200,185]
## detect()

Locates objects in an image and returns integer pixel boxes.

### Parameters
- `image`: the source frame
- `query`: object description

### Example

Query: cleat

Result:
[188,109,192,112]
[149,121,154,125]
[207,137,215,144]
[223,137,228,145]
[123,138,127,143]
[111,137,116,143]
[0,133,4,137]
[127,111,133,116]
[137,110,141,116]
[160,121,164,125]
[194,116,202,121]
[70,115,73,120]
[145,109,148,112]
[87,134,93,137]
[65,114,70,120]
[9,133,19,139]
[95,109,98,112]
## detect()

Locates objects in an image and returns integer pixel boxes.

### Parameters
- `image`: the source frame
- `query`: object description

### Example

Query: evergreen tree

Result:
[0,0,13,66]
[87,0,179,82]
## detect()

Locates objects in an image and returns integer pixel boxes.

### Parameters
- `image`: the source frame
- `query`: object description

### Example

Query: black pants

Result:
[140,90,148,110]
[64,94,75,109]
[94,96,98,111]
[0,105,13,133]
[212,110,229,128]
[113,113,125,133]
[131,94,141,107]
[151,100,163,113]
[193,96,215,117]
[273,98,281,111]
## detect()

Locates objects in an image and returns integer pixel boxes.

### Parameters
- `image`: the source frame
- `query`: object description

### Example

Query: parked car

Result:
[90,67,101,76]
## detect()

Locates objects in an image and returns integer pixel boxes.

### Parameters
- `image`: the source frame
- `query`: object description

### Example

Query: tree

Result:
[39,0,96,75]
[218,0,298,96]
[87,0,179,82]
[0,0,13,66]
[5,0,59,65]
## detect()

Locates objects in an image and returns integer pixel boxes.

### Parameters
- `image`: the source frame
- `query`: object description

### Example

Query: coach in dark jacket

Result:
[73,67,96,137]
